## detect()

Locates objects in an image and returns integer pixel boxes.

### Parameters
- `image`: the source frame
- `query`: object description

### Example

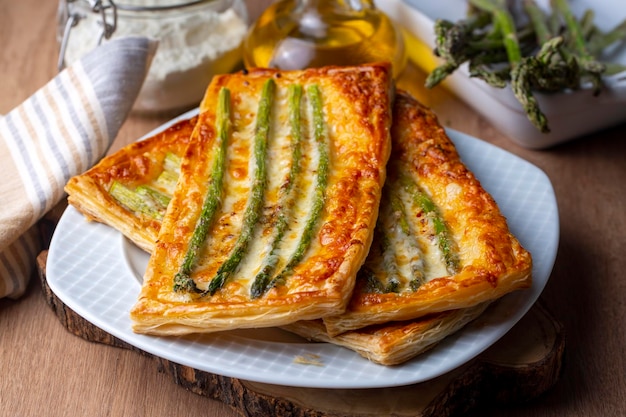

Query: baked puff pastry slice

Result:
[64,116,197,253]
[322,91,533,336]
[283,302,490,366]
[130,64,394,335]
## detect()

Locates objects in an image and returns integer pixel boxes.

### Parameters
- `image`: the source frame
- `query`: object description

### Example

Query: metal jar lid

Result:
[57,0,221,71]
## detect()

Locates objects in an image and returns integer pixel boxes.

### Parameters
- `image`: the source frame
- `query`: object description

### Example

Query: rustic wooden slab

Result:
[37,250,564,417]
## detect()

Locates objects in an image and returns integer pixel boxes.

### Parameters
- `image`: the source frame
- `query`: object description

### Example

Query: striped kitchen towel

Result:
[0,36,157,299]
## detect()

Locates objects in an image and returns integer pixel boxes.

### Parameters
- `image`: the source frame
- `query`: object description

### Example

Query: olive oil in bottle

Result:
[243,0,406,78]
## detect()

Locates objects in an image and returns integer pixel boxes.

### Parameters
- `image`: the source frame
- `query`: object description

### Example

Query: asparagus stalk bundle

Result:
[426,0,626,133]
[173,81,332,298]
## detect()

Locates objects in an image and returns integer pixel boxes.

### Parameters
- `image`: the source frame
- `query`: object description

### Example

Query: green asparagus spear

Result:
[360,266,386,294]
[484,0,565,130]
[156,152,182,192]
[588,20,626,56]
[470,0,522,63]
[425,61,462,89]
[538,37,580,91]
[206,78,276,296]
[551,0,606,94]
[403,178,460,275]
[377,222,401,293]
[156,170,177,190]
[136,185,171,208]
[471,0,551,131]
[269,84,329,289]
[579,9,596,40]
[581,15,626,75]
[109,181,164,220]
[511,35,580,131]
[547,7,562,37]
[162,152,182,173]
[173,87,231,293]
[389,193,426,290]
[426,12,491,88]
[250,84,303,299]
[523,0,553,45]
[468,60,509,88]
[510,61,549,131]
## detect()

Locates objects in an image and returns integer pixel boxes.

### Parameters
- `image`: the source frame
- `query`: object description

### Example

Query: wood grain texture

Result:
[36,251,564,417]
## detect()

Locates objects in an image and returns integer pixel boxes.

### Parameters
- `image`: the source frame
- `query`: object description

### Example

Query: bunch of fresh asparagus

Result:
[425,0,626,133]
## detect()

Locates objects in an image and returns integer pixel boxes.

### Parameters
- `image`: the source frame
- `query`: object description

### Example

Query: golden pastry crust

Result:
[322,91,532,336]
[130,64,394,335]
[64,117,197,252]
[282,302,489,365]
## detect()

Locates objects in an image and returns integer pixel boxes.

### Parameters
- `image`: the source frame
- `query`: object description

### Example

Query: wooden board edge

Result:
[37,250,565,417]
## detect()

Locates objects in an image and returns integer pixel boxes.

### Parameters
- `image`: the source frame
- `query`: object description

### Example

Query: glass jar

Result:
[57,0,249,114]
[242,0,406,78]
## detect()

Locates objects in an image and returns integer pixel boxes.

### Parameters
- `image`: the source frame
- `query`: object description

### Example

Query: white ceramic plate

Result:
[377,0,626,148]
[46,125,558,389]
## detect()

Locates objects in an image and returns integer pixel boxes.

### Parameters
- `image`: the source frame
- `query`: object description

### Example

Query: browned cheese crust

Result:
[322,91,532,336]
[64,117,197,252]
[130,64,394,335]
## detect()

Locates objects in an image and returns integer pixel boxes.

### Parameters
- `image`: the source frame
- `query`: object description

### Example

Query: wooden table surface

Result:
[1,1,625,416]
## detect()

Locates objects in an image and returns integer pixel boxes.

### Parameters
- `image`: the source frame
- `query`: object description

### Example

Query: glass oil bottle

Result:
[242,0,406,78]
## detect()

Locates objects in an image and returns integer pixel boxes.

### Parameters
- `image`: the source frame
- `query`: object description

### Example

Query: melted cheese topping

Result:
[322,91,532,336]
[130,64,394,335]
[362,174,451,294]
[179,80,330,298]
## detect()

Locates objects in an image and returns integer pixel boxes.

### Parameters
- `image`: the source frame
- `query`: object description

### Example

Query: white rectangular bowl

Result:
[377,0,626,148]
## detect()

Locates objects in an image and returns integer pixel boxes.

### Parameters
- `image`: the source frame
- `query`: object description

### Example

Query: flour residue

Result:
[64,1,248,112]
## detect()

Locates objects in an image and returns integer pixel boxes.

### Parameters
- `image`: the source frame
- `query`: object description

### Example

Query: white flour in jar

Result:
[64,1,248,113]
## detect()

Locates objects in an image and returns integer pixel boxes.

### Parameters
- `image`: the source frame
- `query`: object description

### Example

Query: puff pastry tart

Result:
[322,91,532,336]
[283,302,489,365]
[65,116,197,253]
[129,64,394,335]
